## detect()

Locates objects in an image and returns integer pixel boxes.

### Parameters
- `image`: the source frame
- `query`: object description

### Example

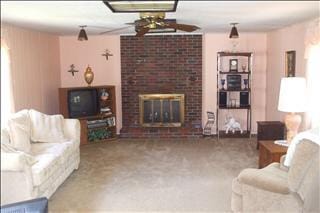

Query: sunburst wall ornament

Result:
[102,49,113,60]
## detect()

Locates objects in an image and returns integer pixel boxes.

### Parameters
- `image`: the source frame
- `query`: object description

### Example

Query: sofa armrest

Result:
[1,152,36,205]
[238,165,290,194]
[1,170,35,205]
[63,119,80,146]
[280,154,289,171]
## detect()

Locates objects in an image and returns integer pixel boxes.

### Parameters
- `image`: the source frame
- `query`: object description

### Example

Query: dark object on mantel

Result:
[257,121,285,149]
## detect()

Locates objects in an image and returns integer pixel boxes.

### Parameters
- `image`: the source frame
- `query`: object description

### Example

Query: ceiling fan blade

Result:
[136,27,150,37]
[165,23,200,32]
[100,26,132,35]
[134,19,151,28]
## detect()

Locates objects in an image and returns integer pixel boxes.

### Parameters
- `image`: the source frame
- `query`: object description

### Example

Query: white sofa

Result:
[1,109,80,205]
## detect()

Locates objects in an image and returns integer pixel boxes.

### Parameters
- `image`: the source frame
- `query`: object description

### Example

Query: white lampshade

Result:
[278,77,307,112]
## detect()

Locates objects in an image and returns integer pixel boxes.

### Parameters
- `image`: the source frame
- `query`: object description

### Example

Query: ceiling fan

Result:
[100,12,200,36]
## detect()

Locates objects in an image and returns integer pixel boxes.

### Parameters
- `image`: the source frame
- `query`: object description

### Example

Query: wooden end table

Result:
[258,140,288,168]
[257,121,285,149]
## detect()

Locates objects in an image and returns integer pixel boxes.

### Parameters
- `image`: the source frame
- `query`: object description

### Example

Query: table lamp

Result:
[278,77,307,144]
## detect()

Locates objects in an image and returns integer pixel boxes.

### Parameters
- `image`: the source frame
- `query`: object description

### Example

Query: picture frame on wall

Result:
[285,51,296,77]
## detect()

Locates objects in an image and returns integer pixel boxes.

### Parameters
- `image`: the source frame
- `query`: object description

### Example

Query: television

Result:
[68,88,99,118]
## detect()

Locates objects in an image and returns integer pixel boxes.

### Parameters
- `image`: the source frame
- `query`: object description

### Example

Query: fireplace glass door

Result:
[139,94,184,127]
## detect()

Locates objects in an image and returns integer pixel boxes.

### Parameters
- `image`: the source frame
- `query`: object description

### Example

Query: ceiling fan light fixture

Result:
[78,25,88,41]
[103,0,178,12]
[229,23,239,39]
[135,19,177,34]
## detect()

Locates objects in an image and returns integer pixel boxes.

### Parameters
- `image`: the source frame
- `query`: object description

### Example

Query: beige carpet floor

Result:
[49,137,258,212]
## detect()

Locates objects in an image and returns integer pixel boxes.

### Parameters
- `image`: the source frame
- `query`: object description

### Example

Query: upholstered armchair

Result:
[231,139,319,212]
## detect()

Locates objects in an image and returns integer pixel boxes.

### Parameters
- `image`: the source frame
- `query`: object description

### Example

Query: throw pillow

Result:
[29,109,67,143]
[7,109,32,153]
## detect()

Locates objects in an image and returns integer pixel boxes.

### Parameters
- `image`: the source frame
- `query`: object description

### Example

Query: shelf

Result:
[79,113,115,120]
[217,52,252,57]
[216,51,252,139]
[219,71,251,74]
[100,99,113,103]
[87,125,116,130]
[219,106,250,109]
[219,130,251,138]
[98,113,115,118]
[219,89,250,92]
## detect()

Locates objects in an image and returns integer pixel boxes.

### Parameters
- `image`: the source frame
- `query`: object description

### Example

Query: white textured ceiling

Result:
[1,1,319,36]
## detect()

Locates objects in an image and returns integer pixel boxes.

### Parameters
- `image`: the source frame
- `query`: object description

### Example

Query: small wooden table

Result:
[258,140,288,168]
[257,121,285,149]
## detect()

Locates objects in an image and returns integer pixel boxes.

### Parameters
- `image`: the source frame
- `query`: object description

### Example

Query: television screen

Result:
[68,88,99,118]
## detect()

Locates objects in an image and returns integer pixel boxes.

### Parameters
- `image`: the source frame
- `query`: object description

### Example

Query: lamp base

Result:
[284,113,301,144]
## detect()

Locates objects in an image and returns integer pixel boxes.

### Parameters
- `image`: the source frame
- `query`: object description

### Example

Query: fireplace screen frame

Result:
[139,94,185,127]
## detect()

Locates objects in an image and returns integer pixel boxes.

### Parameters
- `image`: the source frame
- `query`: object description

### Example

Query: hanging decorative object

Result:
[67,64,79,76]
[84,65,94,86]
[229,23,239,52]
[102,49,113,60]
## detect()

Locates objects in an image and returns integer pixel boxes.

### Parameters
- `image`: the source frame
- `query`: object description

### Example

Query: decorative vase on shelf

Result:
[84,65,94,86]
[221,79,226,90]
[243,79,248,89]
[242,65,247,72]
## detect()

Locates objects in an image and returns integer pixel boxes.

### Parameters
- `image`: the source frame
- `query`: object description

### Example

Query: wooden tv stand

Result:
[59,85,116,145]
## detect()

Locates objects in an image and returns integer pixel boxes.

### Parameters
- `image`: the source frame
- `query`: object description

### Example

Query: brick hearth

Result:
[120,35,202,138]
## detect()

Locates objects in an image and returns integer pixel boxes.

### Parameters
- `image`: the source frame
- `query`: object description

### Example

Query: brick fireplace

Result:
[120,35,202,138]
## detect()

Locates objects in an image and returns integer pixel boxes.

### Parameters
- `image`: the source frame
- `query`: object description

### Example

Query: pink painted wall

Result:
[2,22,312,135]
[59,35,122,132]
[59,33,267,135]
[2,24,61,114]
[203,33,267,134]
[266,20,312,130]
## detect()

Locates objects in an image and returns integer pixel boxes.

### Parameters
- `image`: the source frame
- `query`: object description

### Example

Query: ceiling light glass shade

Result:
[103,0,178,12]
[229,25,239,39]
[78,28,88,41]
